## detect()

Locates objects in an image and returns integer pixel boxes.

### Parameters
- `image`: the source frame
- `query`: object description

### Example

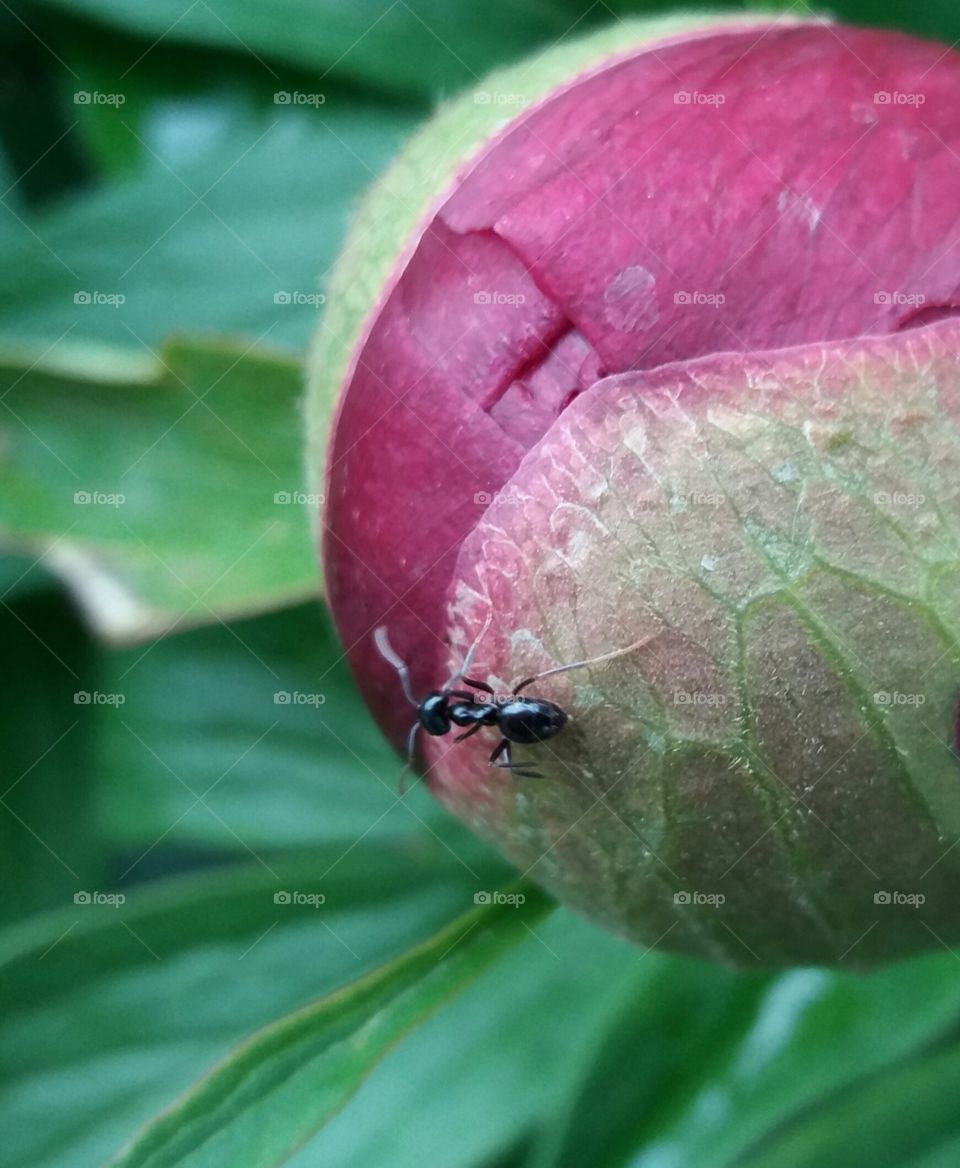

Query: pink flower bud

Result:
[309,15,960,966]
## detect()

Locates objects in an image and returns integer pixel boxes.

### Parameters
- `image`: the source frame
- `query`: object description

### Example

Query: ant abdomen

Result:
[497,697,567,744]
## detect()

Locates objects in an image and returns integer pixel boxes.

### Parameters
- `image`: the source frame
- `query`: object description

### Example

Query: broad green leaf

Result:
[0,338,318,635]
[95,600,490,856]
[614,953,960,1168]
[0,101,416,352]
[36,0,591,102]
[532,960,769,1168]
[292,910,643,1168]
[107,884,551,1168]
[1,843,514,1168]
[0,582,102,921]
[740,1041,960,1168]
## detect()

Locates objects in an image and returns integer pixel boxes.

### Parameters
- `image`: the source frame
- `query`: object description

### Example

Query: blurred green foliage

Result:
[4,2,960,1166]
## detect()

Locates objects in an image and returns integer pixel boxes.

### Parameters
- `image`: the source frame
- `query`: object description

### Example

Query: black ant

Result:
[374,616,647,788]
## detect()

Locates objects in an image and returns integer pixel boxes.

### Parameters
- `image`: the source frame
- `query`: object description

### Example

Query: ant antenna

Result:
[397,720,420,795]
[443,609,494,691]
[512,634,651,694]
[374,626,421,793]
[373,625,417,706]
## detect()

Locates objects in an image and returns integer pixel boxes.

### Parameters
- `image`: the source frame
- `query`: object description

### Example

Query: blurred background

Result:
[5,2,960,1167]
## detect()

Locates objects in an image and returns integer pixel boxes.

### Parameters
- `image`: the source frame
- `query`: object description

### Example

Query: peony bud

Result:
[309,14,960,967]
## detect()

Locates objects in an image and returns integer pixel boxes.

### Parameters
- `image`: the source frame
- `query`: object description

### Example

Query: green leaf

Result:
[107,884,551,1168]
[95,600,488,855]
[36,0,588,102]
[589,953,960,1168]
[1,844,514,1168]
[292,910,643,1168]
[531,960,769,1168]
[0,338,318,635]
[0,101,416,352]
[740,1040,960,1168]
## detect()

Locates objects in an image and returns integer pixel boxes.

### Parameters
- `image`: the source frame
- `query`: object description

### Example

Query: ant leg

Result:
[455,724,485,742]
[493,759,543,779]
[489,739,541,779]
[462,677,494,695]
[453,723,483,744]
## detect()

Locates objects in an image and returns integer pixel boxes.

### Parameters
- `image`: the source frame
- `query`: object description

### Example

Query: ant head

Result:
[418,691,451,736]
